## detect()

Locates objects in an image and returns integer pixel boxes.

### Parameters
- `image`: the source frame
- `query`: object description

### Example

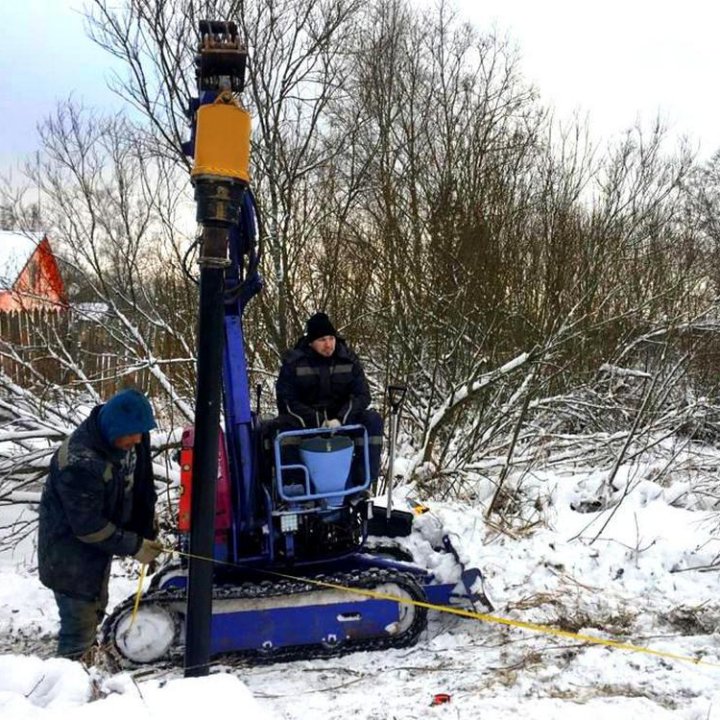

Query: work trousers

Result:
[53,566,110,659]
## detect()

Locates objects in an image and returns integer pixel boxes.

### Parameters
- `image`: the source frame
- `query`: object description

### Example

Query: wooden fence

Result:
[0,309,195,399]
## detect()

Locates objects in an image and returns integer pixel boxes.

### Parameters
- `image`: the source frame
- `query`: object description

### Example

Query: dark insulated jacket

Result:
[38,405,156,600]
[276,336,371,427]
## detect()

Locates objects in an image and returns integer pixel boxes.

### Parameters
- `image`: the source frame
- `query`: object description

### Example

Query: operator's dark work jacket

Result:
[38,406,156,601]
[276,336,371,427]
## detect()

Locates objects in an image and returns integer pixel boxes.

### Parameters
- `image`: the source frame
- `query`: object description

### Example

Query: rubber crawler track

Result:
[101,567,428,667]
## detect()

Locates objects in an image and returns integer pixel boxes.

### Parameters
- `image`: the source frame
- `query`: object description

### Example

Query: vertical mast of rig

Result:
[185,20,250,678]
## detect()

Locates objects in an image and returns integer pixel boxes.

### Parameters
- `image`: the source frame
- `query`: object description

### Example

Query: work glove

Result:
[134,538,164,564]
[322,418,342,429]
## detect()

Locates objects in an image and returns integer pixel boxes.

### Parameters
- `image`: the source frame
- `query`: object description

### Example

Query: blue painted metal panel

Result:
[424,583,455,606]
[221,190,263,545]
[224,316,252,423]
[209,597,401,653]
[223,314,255,538]
[157,566,465,652]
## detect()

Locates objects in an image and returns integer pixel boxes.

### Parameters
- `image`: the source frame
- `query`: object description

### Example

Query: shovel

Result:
[367,384,414,537]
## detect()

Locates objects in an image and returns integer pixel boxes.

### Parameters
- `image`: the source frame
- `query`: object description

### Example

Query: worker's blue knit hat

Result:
[99,389,156,444]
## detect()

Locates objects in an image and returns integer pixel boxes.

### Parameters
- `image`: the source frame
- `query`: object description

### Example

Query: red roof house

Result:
[0,232,67,312]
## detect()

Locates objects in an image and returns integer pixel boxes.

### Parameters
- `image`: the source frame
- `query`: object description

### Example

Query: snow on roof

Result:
[0,231,44,290]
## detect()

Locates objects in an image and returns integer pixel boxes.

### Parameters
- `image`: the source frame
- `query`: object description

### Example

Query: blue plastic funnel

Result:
[299,435,354,506]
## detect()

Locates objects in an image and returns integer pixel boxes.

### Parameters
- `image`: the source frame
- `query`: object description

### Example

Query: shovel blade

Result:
[367,506,414,537]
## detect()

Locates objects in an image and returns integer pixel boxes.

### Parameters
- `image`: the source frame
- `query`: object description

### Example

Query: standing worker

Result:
[275,312,383,483]
[38,388,163,660]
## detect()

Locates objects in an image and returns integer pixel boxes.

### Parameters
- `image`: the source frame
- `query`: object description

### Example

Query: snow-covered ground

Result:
[3,440,720,719]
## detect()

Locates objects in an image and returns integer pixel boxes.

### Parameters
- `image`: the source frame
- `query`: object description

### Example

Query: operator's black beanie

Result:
[306,312,337,342]
[99,388,157,444]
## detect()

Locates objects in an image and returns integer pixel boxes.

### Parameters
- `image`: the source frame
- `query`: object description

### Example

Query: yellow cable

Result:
[130,563,148,627]
[157,546,720,670]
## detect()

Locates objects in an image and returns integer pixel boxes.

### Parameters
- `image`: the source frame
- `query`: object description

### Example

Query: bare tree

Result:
[0,101,197,447]
[84,0,367,352]
[3,0,720,520]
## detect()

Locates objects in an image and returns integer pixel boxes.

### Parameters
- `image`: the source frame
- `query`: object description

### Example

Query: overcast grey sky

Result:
[453,0,720,158]
[0,1,120,176]
[2,0,720,177]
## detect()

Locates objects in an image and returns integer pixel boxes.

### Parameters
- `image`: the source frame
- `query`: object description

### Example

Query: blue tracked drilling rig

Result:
[101,21,489,672]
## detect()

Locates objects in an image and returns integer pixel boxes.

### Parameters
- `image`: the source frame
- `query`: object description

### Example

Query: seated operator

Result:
[274,312,383,484]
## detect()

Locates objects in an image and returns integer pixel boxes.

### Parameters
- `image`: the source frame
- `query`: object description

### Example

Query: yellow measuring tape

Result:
[130,563,148,625]
[135,545,720,670]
